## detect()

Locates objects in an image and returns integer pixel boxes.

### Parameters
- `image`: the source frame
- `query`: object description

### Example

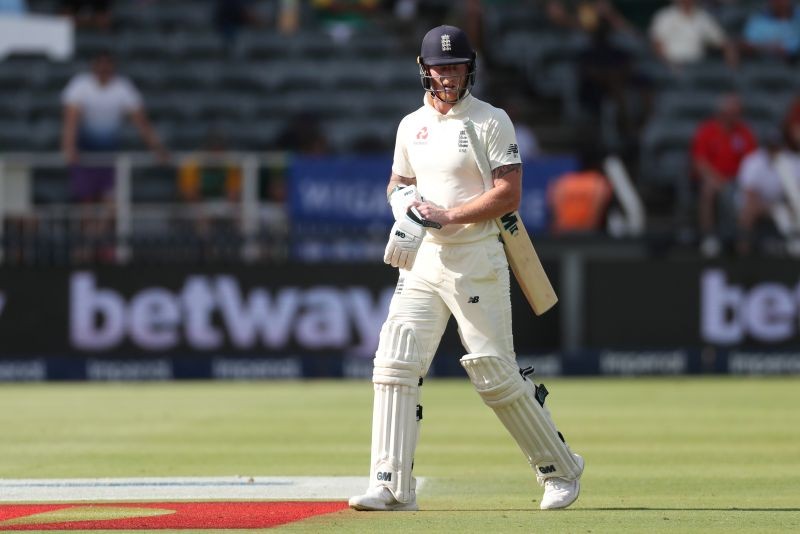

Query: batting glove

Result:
[384,213,426,270]
[388,184,421,221]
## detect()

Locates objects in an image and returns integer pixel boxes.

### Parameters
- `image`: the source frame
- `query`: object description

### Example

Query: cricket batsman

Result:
[349,25,584,512]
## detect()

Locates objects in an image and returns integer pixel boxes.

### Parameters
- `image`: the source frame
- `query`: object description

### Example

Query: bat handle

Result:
[407,206,443,229]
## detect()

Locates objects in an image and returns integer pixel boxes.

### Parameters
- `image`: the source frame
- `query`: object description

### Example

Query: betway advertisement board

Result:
[2,260,799,380]
[585,259,800,348]
[0,265,559,380]
[584,258,800,374]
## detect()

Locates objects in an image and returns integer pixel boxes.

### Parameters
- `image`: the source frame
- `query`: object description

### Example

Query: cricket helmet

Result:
[417,25,476,104]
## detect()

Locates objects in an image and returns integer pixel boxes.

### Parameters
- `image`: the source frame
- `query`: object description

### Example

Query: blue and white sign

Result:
[288,155,577,232]
[288,156,393,225]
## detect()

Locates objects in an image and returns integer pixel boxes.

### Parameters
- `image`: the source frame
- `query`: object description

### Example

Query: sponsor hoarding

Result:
[2,259,800,379]
[0,264,559,379]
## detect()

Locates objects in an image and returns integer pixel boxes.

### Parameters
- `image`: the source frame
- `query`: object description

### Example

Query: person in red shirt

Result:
[691,93,757,256]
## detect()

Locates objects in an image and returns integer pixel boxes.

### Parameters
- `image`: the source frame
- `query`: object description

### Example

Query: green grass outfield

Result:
[0,377,799,533]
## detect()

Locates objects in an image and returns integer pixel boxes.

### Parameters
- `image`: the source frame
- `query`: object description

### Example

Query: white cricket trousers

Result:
[385,235,516,375]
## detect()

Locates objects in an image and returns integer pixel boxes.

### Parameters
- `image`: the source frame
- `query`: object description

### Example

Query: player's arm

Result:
[129,108,169,162]
[61,104,80,164]
[413,163,522,226]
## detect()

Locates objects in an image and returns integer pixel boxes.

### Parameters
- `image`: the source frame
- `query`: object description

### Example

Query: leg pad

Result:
[369,321,423,503]
[460,353,582,482]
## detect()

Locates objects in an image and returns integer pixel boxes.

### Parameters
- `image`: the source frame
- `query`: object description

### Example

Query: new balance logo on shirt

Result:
[506,143,519,157]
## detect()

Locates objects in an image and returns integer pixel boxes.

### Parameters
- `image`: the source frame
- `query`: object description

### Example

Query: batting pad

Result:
[460,354,583,483]
[370,321,423,503]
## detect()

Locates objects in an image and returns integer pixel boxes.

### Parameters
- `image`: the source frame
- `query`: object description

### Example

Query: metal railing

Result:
[0,151,290,265]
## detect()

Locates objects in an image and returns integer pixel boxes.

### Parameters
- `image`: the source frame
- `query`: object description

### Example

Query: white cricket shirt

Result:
[61,72,143,136]
[392,93,521,244]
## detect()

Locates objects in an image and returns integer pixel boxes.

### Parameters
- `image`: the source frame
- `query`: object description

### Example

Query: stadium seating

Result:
[2,0,793,240]
[2,1,419,157]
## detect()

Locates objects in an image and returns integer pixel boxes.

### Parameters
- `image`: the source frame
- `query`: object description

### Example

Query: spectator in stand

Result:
[691,93,757,257]
[177,128,242,256]
[61,51,167,199]
[736,128,800,255]
[741,0,800,63]
[0,0,26,14]
[61,52,167,261]
[650,0,738,72]
[60,0,113,31]
[178,128,241,204]
[782,93,800,152]
[547,148,613,234]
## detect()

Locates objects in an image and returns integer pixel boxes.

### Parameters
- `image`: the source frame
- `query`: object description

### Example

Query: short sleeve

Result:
[61,75,86,106]
[391,116,415,178]
[485,108,521,169]
[649,10,668,42]
[118,78,143,112]
[737,153,759,191]
[700,11,726,46]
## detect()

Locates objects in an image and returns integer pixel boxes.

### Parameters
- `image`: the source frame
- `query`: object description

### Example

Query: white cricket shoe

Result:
[348,486,418,512]
[540,454,585,510]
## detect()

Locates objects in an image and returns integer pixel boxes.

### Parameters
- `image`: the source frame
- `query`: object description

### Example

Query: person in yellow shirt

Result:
[178,130,241,203]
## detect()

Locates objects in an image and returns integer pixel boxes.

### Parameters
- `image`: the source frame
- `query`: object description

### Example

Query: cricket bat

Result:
[462,120,558,316]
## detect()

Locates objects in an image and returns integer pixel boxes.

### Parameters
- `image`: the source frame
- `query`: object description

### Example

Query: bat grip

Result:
[408,206,443,229]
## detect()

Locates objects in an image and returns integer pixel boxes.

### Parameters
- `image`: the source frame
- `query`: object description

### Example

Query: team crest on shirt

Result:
[414,126,429,145]
[457,130,468,152]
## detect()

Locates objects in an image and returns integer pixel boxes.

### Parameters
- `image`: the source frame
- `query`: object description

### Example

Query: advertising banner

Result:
[0,264,560,379]
[3,259,799,379]
[288,156,393,226]
[584,259,800,349]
